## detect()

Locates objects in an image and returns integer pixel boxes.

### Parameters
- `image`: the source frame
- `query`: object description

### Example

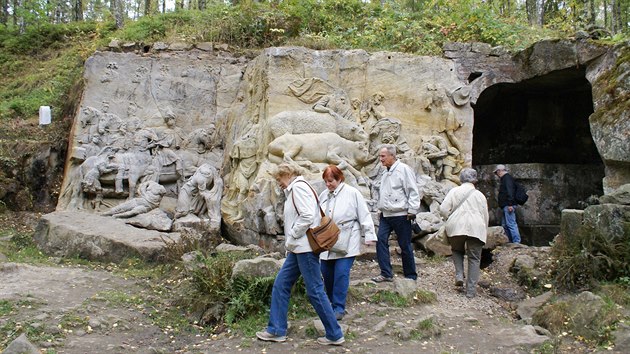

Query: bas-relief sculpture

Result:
[222,49,472,245]
[58,51,232,234]
[59,48,471,246]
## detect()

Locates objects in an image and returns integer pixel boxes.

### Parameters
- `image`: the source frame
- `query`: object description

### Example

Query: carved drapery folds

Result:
[223,64,471,244]
[59,48,471,244]
[58,51,229,234]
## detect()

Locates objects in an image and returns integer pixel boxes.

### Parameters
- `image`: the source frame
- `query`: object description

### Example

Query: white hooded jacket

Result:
[318,182,377,260]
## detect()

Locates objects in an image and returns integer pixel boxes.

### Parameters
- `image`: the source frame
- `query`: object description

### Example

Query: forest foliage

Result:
[0,0,628,122]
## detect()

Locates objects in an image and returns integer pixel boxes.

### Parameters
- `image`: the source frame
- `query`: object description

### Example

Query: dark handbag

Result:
[292,181,340,254]
[411,220,422,234]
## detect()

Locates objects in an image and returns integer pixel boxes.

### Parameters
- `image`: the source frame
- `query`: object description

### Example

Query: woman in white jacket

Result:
[439,168,489,299]
[319,165,377,320]
[256,163,344,346]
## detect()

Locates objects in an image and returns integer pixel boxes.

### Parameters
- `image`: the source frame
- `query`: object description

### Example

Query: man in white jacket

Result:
[372,144,421,282]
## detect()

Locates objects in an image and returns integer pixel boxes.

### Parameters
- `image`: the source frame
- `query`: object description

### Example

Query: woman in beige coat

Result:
[439,168,489,298]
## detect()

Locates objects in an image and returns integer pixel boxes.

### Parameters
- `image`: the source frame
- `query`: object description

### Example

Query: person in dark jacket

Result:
[494,164,521,243]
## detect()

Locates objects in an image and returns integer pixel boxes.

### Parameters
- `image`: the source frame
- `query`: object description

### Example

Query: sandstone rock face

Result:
[34,211,179,262]
[46,40,628,257]
[587,42,630,193]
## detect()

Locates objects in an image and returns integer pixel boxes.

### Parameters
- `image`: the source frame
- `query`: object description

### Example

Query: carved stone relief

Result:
[57,51,239,235]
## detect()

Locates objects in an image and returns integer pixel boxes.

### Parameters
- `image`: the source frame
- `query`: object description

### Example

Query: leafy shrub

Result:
[551,220,630,291]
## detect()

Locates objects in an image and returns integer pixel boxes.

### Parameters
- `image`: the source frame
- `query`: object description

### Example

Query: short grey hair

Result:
[379,144,397,157]
[459,168,478,184]
[271,163,302,179]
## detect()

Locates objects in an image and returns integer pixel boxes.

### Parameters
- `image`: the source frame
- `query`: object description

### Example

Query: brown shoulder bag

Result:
[292,180,340,254]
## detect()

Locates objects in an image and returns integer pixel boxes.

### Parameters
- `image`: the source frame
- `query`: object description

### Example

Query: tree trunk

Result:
[144,0,151,16]
[11,0,17,26]
[1,0,8,25]
[612,0,621,33]
[74,0,84,21]
[603,0,608,29]
[111,0,125,28]
[198,0,206,11]
[526,0,537,25]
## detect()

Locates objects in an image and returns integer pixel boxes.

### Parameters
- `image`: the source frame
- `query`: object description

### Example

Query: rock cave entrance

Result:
[472,67,605,245]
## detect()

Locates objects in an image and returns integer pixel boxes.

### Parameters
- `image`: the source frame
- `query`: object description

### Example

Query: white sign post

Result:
[39,106,51,125]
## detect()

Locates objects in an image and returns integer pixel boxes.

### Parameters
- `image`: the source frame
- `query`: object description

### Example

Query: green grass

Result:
[370,289,410,307]
[0,300,14,316]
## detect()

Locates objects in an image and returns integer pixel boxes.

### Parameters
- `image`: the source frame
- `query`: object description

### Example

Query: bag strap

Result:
[449,187,477,215]
[291,179,325,218]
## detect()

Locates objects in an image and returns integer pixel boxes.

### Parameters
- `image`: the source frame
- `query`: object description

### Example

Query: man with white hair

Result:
[494,164,521,244]
[372,144,421,282]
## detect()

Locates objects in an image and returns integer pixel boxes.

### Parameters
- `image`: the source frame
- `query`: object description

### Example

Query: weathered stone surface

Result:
[231,257,282,280]
[587,42,630,192]
[124,208,173,231]
[583,204,630,242]
[34,211,179,263]
[494,324,550,350]
[566,291,610,340]
[393,277,418,298]
[2,333,39,354]
[195,42,213,51]
[169,42,193,51]
[108,39,121,49]
[45,40,628,257]
[153,42,169,51]
[485,226,509,249]
[613,323,630,353]
[517,291,553,324]
[559,209,584,239]
[599,183,630,205]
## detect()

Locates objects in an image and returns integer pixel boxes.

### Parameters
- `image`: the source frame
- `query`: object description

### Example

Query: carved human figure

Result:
[125,118,158,152]
[364,91,387,122]
[439,108,464,153]
[182,123,215,154]
[418,135,449,180]
[174,164,223,222]
[102,180,166,218]
[312,89,355,121]
[79,106,102,144]
[98,102,126,148]
[81,155,119,209]
[442,146,462,185]
[368,118,412,157]
[227,124,259,219]
[148,112,185,183]
[358,92,387,133]
[78,135,104,159]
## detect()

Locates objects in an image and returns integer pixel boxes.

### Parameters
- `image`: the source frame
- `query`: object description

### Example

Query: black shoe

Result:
[372,275,393,283]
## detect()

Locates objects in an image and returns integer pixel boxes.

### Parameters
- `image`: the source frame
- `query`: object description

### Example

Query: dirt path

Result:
[1,251,557,354]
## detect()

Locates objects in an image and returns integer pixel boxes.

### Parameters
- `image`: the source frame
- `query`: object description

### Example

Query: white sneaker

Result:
[317,336,345,346]
[256,330,287,342]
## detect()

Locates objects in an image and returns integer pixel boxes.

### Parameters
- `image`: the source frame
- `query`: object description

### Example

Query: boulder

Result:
[34,211,179,263]
[2,333,39,354]
[393,277,418,298]
[231,257,282,280]
[517,291,554,324]
[599,183,630,205]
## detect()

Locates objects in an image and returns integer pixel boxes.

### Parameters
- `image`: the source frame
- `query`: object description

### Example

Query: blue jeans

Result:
[267,252,343,341]
[502,206,521,243]
[376,215,417,280]
[321,257,355,316]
